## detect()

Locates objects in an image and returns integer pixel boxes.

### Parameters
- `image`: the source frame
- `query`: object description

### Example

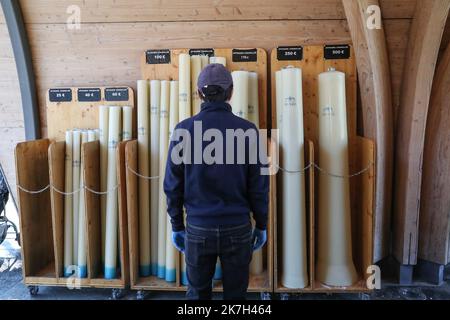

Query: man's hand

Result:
[172,231,186,253]
[252,228,267,251]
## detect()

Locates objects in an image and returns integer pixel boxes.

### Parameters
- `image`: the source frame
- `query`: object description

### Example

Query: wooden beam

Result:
[419,44,450,266]
[343,0,394,263]
[393,0,450,266]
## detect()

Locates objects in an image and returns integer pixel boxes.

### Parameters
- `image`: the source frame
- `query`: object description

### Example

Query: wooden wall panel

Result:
[419,44,450,266]
[393,0,450,266]
[0,6,25,201]
[0,0,416,24]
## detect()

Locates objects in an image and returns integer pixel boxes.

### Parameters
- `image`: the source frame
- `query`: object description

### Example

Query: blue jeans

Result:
[185,221,253,300]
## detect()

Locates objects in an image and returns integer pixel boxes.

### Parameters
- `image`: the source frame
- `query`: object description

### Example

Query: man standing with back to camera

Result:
[164,63,269,300]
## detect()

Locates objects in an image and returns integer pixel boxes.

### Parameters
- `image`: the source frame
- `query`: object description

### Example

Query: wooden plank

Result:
[343,0,394,263]
[83,140,101,279]
[12,0,417,25]
[141,48,268,130]
[48,141,65,278]
[419,44,450,266]
[117,141,130,286]
[46,87,134,141]
[15,139,55,278]
[393,0,450,266]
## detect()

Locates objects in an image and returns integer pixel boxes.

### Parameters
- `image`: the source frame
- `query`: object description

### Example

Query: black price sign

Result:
[146,49,171,64]
[277,46,303,61]
[189,48,215,57]
[105,88,129,102]
[324,45,351,60]
[77,88,101,102]
[232,49,258,63]
[49,88,72,102]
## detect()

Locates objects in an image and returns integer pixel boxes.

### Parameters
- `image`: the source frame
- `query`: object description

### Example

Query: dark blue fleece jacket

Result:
[163,101,269,232]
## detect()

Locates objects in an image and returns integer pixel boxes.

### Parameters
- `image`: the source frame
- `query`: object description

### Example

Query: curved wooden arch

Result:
[394,0,450,267]
[419,44,450,266]
[342,0,394,263]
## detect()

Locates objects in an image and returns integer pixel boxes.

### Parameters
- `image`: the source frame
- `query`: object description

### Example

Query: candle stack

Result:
[136,79,179,283]
[63,128,99,278]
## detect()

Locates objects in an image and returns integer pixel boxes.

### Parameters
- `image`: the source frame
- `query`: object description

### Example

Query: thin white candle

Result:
[64,130,73,277]
[72,129,81,264]
[191,55,203,115]
[98,105,109,263]
[137,80,151,276]
[77,130,88,278]
[104,106,122,279]
[179,53,191,121]
[230,71,249,119]
[122,106,133,141]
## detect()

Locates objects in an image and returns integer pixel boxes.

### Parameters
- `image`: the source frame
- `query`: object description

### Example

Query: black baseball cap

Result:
[197,63,233,92]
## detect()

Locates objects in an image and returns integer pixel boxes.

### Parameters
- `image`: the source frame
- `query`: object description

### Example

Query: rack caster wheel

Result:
[136,290,148,300]
[28,286,39,296]
[260,292,272,300]
[279,293,290,301]
[111,289,125,300]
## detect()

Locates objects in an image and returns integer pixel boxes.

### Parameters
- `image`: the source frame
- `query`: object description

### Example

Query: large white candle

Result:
[104,106,121,279]
[98,105,109,263]
[248,72,260,128]
[179,53,191,121]
[317,68,357,287]
[77,130,88,278]
[122,106,133,141]
[72,129,81,263]
[230,71,249,119]
[191,55,203,116]
[279,67,308,289]
[64,130,73,277]
[150,80,161,276]
[137,80,151,276]
[210,56,227,67]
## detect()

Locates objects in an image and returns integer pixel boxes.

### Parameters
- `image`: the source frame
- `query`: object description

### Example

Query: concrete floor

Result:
[2,200,450,300]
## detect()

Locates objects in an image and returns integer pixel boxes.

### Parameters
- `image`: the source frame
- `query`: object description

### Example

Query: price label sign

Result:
[324,45,351,60]
[277,46,303,61]
[49,88,72,102]
[146,49,171,64]
[77,88,101,102]
[232,49,258,63]
[189,48,215,57]
[105,87,129,102]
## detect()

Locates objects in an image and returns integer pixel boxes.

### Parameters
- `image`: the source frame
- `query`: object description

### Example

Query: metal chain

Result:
[126,164,160,181]
[276,163,313,174]
[51,185,83,196]
[84,184,119,195]
[313,161,374,179]
[17,184,50,195]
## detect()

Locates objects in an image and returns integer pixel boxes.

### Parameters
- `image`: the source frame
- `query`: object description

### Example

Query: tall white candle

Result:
[210,56,227,66]
[230,71,249,119]
[150,80,161,276]
[200,55,210,69]
[279,67,308,289]
[191,55,203,115]
[88,130,96,142]
[137,80,151,276]
[104,106,122,279]
[77,130,88,278]
[122,106,133,141]
[248,72,260,128]
[317,69,357,287]
[64,130,73,277]
[72,129,81,263]
[156,81,170,279]
[179,53,191,121]
[158,80,170,280]
[98,105,109,263]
